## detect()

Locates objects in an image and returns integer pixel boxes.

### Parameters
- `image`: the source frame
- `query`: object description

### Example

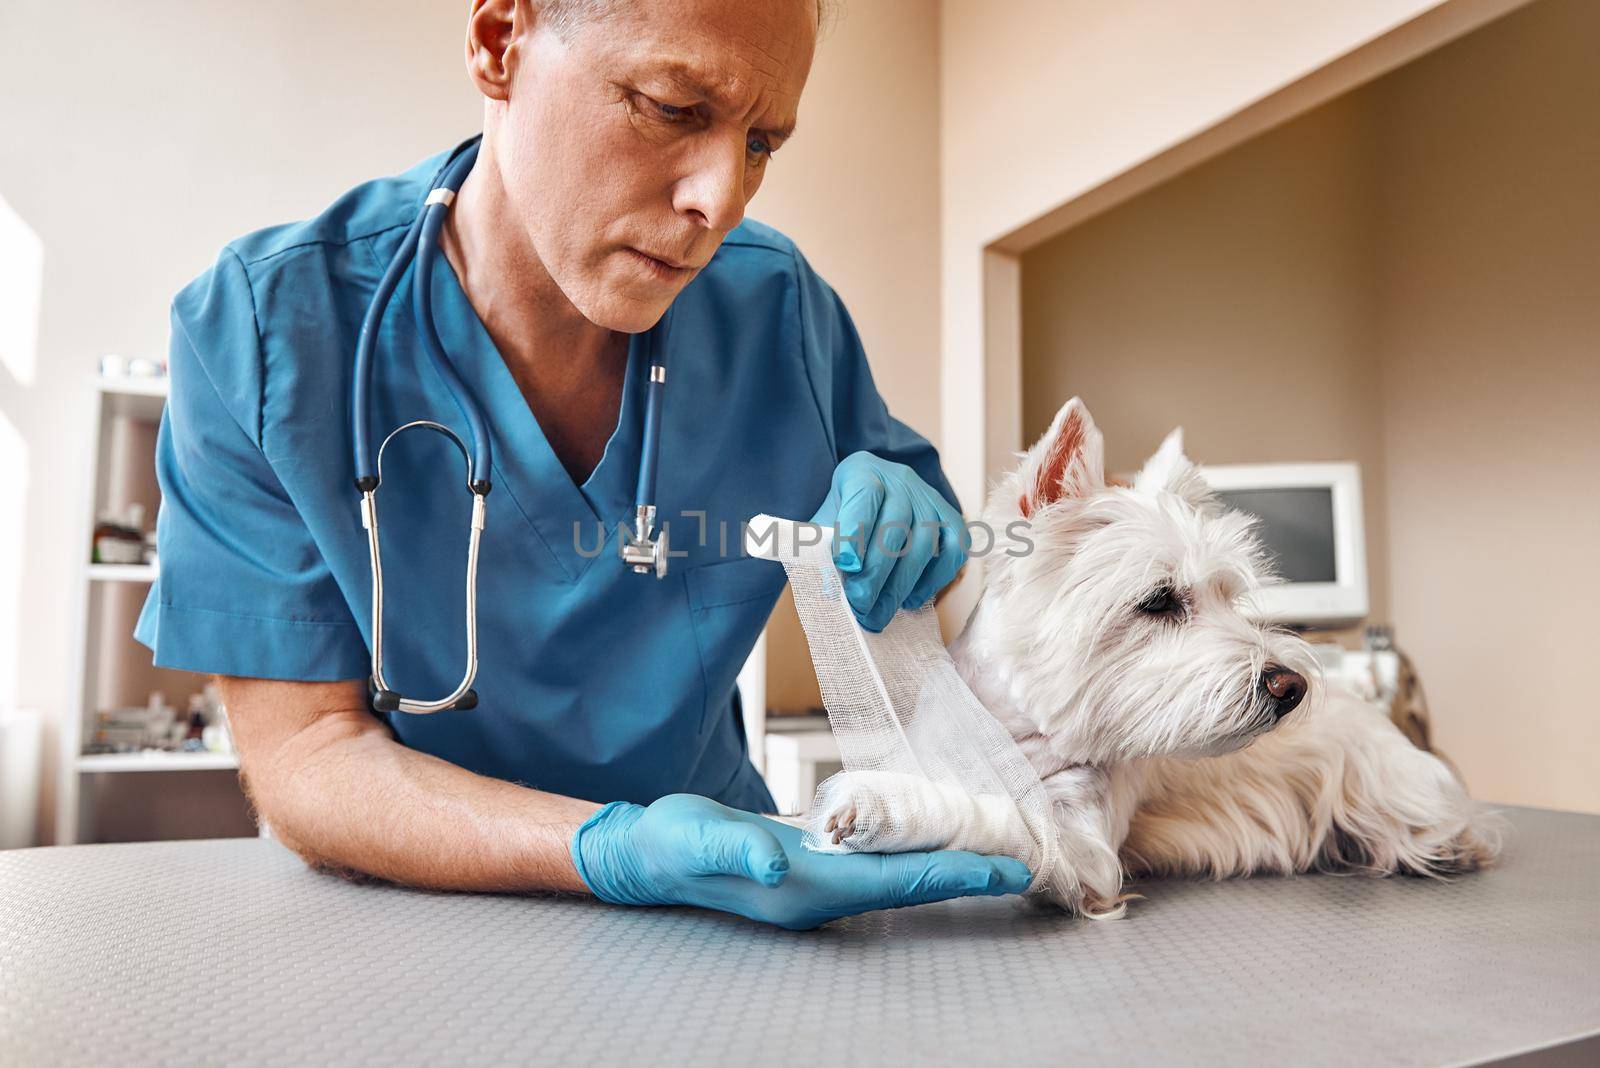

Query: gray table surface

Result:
[2,806,1597,1067]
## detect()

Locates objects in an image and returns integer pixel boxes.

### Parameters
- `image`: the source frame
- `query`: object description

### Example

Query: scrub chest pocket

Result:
[686,556,787,736]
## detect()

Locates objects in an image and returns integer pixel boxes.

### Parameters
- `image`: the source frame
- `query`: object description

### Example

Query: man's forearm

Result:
[240,704,600,894]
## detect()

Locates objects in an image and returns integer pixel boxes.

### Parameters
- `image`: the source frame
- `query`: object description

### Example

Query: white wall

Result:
[0,0,943,837]
[1,0,481,841]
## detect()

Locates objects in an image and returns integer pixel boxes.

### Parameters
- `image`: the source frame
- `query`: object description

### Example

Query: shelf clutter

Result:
[90,354,167,570]
[83,680,234,762]
[92,503,155,567]
[62,366,258,845]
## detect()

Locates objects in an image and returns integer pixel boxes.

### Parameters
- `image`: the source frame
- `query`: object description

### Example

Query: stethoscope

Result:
[351,139,671,716]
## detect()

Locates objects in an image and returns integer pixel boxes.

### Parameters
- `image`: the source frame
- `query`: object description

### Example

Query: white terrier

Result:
[820,397,1499,915]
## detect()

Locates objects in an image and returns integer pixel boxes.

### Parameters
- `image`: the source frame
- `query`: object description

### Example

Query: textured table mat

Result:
[2,806,1597,1066]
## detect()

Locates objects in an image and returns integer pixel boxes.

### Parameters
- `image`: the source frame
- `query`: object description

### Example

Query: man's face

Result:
[494,0,815,332]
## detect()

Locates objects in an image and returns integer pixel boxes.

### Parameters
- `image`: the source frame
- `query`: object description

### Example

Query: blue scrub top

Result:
[135,136,959,813]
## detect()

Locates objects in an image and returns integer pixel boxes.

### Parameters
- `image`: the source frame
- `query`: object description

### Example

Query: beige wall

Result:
[0,0,941,836]
[730,0,943,714]
[939,0,1463,512]
[1373,0,1600,812]
[936,0,1531,636]
[1020,92,1391,620]
[756,1,942,441]
[1020,0,1599,812]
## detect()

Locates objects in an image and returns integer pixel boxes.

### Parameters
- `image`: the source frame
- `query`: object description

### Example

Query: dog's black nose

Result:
[1261,665,1307,719]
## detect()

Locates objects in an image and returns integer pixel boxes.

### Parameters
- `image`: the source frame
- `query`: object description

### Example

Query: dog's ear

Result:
[1018,397,1105,517]
[1134,427,1209,503]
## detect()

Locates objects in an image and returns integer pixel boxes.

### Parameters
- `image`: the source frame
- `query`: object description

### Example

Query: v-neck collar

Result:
[405,209,650,585]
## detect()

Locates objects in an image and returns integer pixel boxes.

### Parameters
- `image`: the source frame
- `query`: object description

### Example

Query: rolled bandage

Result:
[747,511,1066,897]
[744,513,833,561]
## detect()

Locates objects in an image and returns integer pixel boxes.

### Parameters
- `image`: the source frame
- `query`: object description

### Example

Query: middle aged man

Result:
[134,0,1031,929]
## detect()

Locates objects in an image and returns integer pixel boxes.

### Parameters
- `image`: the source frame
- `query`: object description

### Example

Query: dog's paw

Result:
[821,796,858,845]
[1403,808,1505,876]
[1325,737,1503,877]
[813,771,896,852]
[809,770,951,854]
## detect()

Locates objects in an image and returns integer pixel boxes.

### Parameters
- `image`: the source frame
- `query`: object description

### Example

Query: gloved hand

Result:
[810,451,967,632]
[571,794,1032,930]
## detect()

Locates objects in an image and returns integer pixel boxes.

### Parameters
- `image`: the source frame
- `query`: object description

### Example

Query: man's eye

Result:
[643,96,693,122]
[746,134,773,159]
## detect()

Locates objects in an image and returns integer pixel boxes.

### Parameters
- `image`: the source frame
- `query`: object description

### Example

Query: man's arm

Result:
[218,675,597,893]
[220,675,1033,926]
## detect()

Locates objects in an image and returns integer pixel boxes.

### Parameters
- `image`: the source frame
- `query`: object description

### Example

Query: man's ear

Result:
[467,0,524,102]
[1017,397,1105,518]
[1133,427,1209,503]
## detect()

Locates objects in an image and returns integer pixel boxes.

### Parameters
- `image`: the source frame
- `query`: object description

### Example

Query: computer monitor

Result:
[1198,462,1369,629]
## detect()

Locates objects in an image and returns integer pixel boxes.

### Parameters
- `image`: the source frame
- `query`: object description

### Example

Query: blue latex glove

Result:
[810,451,967,632]
[571,794,1032,930]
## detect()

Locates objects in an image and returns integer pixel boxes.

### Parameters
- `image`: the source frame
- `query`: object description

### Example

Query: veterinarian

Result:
[133,0,1029,930]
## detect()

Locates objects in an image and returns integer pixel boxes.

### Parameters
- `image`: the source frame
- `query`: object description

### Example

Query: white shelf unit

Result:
[88,562,160,583]
[58,376,253,845]
[77,751,239,773]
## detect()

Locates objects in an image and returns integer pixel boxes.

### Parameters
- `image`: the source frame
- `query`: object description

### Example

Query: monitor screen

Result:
[1215,488,1337,584]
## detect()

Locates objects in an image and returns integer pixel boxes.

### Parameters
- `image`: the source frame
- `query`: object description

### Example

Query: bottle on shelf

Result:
[90,503,150,565]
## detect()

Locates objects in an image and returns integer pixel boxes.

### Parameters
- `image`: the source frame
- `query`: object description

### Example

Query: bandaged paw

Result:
[813,770,912,853]
[754,512,1067,900]
[807,770,1033,862]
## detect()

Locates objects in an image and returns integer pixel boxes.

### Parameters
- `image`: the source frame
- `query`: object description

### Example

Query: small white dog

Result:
[820,397,1499,915]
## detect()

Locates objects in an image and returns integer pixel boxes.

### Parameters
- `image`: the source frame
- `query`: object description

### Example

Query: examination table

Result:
[2,806,1596,1066]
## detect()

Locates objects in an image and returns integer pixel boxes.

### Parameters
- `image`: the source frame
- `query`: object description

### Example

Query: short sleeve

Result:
[133,249,369,681]
[795,252,962,514]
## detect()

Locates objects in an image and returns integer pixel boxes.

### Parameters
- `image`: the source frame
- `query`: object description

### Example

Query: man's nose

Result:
[1260,665,1307,719]
[674,138,748,234]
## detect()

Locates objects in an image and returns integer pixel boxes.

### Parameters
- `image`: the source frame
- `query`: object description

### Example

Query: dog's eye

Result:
[1138,586,1180,615]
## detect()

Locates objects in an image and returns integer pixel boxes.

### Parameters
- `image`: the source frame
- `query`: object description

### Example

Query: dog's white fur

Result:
[820,398,1500,915]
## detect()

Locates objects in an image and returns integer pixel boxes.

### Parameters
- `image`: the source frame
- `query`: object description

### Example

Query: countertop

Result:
[2,806,1597,1066]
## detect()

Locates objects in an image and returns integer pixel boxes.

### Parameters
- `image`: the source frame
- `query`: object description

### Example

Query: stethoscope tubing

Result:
[410,156,493,489]
[637,328,667,510]
[352,138,673,714]
[353,141,490,488]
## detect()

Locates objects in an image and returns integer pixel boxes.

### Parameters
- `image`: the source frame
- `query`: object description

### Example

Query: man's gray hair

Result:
[538,0,837,40]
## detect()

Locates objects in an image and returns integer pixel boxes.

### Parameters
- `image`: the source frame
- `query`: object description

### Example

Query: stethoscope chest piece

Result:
[620,504,669,578]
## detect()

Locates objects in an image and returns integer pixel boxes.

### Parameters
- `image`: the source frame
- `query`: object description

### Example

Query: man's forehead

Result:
[648,56,800,135]
[570,0,815,131]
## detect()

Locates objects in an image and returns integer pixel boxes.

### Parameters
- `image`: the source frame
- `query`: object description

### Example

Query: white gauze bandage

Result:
[745,514,1063,896]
